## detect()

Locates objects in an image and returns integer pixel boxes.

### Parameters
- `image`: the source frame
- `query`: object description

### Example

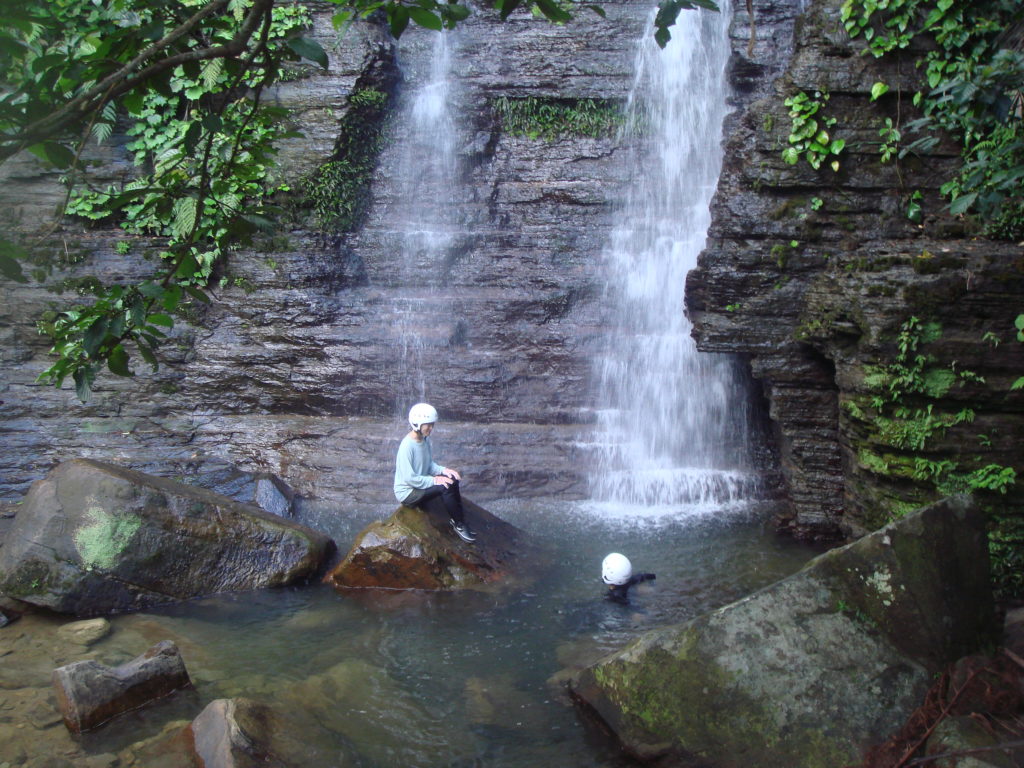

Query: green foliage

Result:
[493,97,626,141]
[327,0,716,48]
[301,88,391,232]
[0,0,319,400]
[781,91,845,172]
[851,315,1022,594]
[841,0,1024,239]
[990,514,1024,599]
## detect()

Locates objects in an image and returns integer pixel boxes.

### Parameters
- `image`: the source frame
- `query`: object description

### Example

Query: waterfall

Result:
[590,1,763,514]
[388,30,460,410]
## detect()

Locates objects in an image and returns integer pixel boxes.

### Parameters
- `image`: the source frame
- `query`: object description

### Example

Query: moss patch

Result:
[73,505,143,570]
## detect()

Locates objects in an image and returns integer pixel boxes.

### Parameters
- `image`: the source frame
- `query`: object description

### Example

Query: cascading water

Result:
[387,30,460,410]
[591,1,764,514]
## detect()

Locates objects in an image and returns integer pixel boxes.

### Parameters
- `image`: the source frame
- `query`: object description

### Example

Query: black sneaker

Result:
[450,520,476,542]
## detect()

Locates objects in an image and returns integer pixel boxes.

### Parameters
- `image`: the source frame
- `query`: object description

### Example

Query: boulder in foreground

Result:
[0,459,333,615]
[188,698,289,768]
[324,499,547,591]
[569,495,997,767]
[52,639,191,733]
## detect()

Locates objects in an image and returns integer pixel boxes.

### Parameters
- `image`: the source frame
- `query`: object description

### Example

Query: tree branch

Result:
[0,0,275,163]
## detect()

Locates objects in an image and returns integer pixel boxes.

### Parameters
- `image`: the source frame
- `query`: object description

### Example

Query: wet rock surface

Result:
[324,499,548,591]
[687,0,1024,537]
[52,640,191,734]
[0,1,651,507]
[0,459,333,615]
[187,698,290,768]
[568,495,997,767]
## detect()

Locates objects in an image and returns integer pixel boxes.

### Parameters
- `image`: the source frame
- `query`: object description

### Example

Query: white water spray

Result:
[388,31,460,408]
[591,2,763,514]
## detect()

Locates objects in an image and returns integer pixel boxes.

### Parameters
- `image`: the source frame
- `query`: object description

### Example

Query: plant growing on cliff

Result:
[840,0,1024,238]
[494,96,626,140]
[781,91,845,172]
[854,316,1018,504]
[301,88,392,232]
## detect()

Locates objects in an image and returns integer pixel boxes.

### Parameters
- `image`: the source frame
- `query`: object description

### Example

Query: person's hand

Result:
[434,474,453,487]
[443,468,461,481]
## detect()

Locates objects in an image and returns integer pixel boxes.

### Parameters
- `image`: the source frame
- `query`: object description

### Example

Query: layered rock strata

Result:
[688,0,1024,537]
[0,2,653,506]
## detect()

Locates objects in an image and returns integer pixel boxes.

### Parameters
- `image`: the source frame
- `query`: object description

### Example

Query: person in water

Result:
[602,552,655,603]
[393,402,475,543]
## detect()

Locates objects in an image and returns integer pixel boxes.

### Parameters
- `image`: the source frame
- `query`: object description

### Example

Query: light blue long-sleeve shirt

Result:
[393,434,446,503]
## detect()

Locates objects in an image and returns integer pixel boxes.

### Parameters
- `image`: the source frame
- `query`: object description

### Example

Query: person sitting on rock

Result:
[602,552,655,603]
[394,402,475,543]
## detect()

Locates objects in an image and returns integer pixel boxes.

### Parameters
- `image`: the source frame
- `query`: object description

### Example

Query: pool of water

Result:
[0,499,826,767]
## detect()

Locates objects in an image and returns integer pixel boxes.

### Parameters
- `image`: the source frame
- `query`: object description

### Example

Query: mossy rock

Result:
[0,459,333,616]
[569,496,997,767]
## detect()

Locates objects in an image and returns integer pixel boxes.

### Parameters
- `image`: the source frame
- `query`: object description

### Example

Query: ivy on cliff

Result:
[841,0,1024,239]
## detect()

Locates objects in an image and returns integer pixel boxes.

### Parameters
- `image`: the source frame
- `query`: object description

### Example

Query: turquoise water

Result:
[42,499,823,767]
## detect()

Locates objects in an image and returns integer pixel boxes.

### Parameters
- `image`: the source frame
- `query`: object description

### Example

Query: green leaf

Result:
[172,197,198,239]
[389,5,410,37]
[535,0,572,23]
[948,192,977,215]
[73,366,95,402]
[1012,376,1024,391]
[781,147,800,165]
[408,7,443,30]
[107,344,132,377]
[162,284,182,312]
[184,285,210,303]
[286,37,328,68]
[27,141,77,169]
[147,313,174,328]
[870,81,890,101]
[331,10,353,31]
[82,317,108,357]
[496,0,523,20]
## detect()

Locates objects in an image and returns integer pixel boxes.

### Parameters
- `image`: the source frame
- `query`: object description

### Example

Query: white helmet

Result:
[602,553,632,586]
[408,402,438,431]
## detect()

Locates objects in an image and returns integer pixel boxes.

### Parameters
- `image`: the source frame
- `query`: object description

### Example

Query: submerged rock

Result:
[52,639,191,733]
[323,499,546,591]
[56,618,110,647]
[188,698,289,768]
[0,459,333,615]
[569,495,997,767]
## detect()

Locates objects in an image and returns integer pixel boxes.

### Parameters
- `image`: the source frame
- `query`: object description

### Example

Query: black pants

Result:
[406,479,465,526]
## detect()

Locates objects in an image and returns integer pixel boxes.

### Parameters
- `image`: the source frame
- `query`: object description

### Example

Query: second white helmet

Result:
[601,552,632,585]
[408,402,439,431]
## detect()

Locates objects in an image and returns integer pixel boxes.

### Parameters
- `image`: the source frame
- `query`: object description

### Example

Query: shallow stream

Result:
[0,499,825,767]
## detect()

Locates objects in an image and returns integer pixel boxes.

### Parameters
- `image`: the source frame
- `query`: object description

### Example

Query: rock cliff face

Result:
[0,0,1020,546]
[689,0,1024,538]
[0,1,651,506]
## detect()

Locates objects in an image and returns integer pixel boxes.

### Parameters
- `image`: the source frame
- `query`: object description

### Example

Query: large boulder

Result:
[569,495,997,767]
[52,639,191,733]
[0,459,333,615]
[324,499,546,591]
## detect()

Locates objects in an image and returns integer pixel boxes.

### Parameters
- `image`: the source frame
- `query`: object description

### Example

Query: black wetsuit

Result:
[605,573,656,603]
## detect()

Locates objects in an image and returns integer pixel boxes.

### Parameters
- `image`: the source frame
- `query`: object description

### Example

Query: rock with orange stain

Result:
[324,499,547,591]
